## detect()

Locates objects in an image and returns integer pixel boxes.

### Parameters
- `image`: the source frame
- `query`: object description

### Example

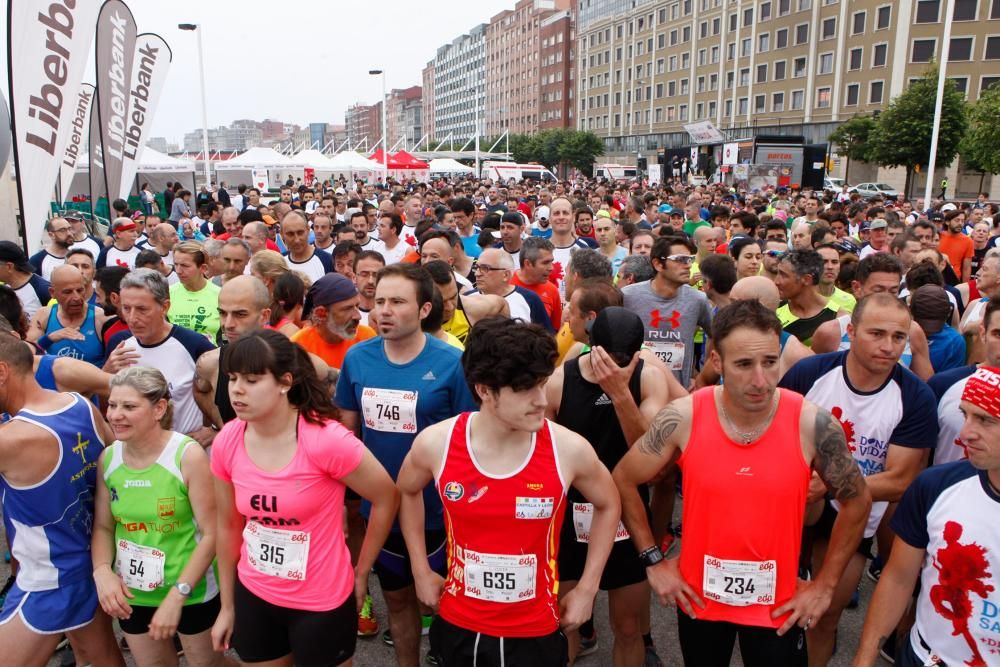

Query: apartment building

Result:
[422,61,436,144]
[485,0,575,136]
[345,103,382,148]
[540,10,576,128]
[427,24,488,143]
[576,0,1000,191]
[385,86,424,148]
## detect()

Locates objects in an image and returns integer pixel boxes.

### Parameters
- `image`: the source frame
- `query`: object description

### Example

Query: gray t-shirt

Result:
[622,280,713,387]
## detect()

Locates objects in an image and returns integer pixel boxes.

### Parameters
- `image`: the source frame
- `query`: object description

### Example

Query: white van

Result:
[481,162,557,183]
[593,164,638,181]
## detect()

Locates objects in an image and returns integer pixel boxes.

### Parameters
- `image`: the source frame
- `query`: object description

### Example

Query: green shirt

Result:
[683,219,711,236]
[827,287,856,314]
[169,280,220,340]
[103,433,217,606]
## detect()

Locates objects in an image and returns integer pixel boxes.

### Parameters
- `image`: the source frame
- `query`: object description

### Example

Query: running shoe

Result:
[381,629,394,647]
[879,637,896,664]
[578,628,598,657]
[867,556,884,583]
[357,594,378,637]
[644,645,664,666]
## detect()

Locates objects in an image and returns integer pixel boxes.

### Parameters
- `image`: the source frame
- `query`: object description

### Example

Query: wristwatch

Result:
[175,582,193,597]
[638,545,665,568]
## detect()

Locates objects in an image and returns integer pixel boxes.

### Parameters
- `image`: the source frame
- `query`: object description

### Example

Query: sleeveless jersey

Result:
[836,314,913,368]
[34,355,58,391]
[103,432,218,606]
[968,279,981,302]
[436,413,567,637]
[1,393,104,590]
[46,303,104,366]
[215,346,237,424]
[679,388,810,628]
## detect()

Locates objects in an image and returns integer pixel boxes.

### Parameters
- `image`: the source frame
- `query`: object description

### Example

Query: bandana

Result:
[961,366,1000,419]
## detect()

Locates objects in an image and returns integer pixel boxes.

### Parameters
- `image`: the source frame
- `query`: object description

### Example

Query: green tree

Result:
[559,131,605,175]
[827,115,877,183]
[508,134,536,163]
[868,63,968,198]
[960,83,1000,193]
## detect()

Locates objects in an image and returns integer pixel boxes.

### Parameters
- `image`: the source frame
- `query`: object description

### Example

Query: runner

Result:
[549,197,592,299]
[0,333,124,667]
[97,218,143,271]
[0,240,51,319]
[622,235,713,389]
[335,262,478,667]
[547,306,668,665]
[281,211,333,283]
[354,250,386,327]
[774,249,846,347]
[167,242,222,342]
[92,367,222,666]
[473,249,553,331]
[853,365,1000,667]
[291,273,377,370]
[209,329,398,665]
[27,265,108,367]
[28,217,71,280]
[613,299,871,667]
[779,293,938,665]
[397,316,621,666]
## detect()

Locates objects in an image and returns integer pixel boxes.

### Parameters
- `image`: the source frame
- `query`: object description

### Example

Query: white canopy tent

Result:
[287,149,340,186]
[428,158,474,175]
[64,147,197,202]
[215,147,297,191]
[326,151,385,181]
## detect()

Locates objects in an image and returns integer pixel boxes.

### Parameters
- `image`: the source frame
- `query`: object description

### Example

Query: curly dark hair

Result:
[462,316,557,404]
[710,299,782,356]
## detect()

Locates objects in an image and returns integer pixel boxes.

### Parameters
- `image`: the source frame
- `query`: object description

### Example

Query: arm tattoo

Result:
[813,409,866,501]
[637,404,682,457]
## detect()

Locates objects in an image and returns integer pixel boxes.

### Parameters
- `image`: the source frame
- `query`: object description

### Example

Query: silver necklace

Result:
[718,389,779,445]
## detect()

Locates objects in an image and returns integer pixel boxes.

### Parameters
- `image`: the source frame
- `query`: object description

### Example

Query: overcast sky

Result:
[0,0,513,145]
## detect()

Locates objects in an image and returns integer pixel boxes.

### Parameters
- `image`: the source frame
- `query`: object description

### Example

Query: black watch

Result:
[638,545,664,568]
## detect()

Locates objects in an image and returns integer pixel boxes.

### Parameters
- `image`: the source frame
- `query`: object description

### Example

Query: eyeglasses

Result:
[472,262,505,274]
[764,249,787,259]
[661,254,696,265]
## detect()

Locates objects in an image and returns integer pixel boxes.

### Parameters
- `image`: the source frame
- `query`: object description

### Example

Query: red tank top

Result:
[678,387,810,628]
[969,279,981,302]
[436,412,567,637]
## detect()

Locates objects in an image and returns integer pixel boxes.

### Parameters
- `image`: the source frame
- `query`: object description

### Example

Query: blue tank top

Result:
[35,355,58,391]
[0,393,105,590]
[45,304,104,366]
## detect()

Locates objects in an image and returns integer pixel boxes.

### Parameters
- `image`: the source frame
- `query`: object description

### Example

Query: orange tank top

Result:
[678,387,810,628]
[436,412,567,637]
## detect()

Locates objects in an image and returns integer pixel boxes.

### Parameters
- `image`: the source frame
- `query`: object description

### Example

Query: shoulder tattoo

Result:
[637,403,683,457]
[813,408,866,501]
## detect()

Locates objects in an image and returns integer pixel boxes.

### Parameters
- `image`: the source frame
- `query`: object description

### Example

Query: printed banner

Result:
[88,96,106,217]
[117,33,171,199]
[8,0,102,251]
[252,167,269,192]
[58,82,94,203]
[94,0,137,205]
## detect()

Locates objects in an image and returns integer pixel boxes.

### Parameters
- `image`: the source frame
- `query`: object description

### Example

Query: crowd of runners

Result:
[0,173,997,667]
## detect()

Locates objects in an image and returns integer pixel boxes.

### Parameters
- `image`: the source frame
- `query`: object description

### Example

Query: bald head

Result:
[479,248,514,270]
[218,275,272,342]
[731,276,781,311]
[50,264,85,289]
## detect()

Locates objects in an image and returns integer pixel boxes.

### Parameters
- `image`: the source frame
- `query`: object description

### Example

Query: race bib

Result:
[243,522,310,581]
[116,539,165,591]
[572,502,630,543]
[361,387,418,434]
[514,496,554,519]
[463,549,536,603]
[703,556,777,607]
[647,341,685,371]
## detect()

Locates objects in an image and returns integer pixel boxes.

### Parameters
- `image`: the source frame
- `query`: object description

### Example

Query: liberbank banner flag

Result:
[58,82,94,202]
[88,97,105,216]
[118,33,171,199]
[8,0,101,252]
[94,0,136,205]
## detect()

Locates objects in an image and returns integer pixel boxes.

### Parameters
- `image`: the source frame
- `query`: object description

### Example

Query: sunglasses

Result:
[764,249,786,259]
[661,254,696,265]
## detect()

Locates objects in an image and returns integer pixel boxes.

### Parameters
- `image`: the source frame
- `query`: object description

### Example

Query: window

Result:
[728,42,736,60]
[713,18,721,34]
[727,71,735,89]
[738,97,748,114]
[742,38,752,56]
[873,43,888,66]
[711,46,720,63]
[744,7,754,25]
[993,0,1000,18]
[755,95,766,113]
[698,48,707,65]
[779,0,791,15]
[987,36,1000,59]
[876,5,891,28]
[656,82,664,97]
[700,21,708,38]
[950,37,973,60]
[953,0,977,20]
[681,52,690,68]
[822,17,836,39]
[793,56,807,77]
[916,0,940,23]
[757,63,768,82]
[679,104,688,121]
[669,55,677,71]
[729,13,737,31]
[853,11,866,33]
[846,83,860,105]
[725,100,732,116]
[761,2,772,20]
[798,0,812,10]
[983,76,1000,92]
[818,52,833,73]
[774,60,787,79]
[870,80,884,103]
[710,73,719,89]
[776,28,788,48]
[773,92,785,111]
[912,39,936,62]
[795,24,809,44]
[950,77,969,96]
[658,34,666,49]
[670,29,678,45]
[739,68,750,85]
[668,81,676,96]
[698,76,706,92]
[759,33,770,52]
[791,90,804,109]
[681,78,689,94]
[682,26,691,42]
[696,103,704,119]
[816,87,832,108]
[849,47,863,70]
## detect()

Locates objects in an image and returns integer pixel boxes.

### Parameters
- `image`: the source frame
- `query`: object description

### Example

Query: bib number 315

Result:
[243,522,310,581]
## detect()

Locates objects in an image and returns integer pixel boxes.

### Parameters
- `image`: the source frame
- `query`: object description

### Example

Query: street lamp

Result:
[369,69,388,183]
[179,23,211,190]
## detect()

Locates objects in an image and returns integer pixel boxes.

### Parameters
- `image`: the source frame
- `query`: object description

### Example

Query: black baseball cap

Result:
[589,307,645,366]
[0,241,33,273]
